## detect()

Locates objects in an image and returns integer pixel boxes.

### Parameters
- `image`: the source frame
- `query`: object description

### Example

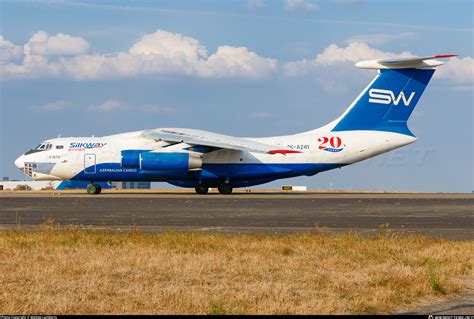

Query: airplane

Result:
[14,54,456,195]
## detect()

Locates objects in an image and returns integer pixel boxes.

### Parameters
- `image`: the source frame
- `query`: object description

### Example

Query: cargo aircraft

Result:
[15,55,456,194]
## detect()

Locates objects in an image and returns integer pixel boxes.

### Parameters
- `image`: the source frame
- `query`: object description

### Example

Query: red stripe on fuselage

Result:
[267,150,302,155]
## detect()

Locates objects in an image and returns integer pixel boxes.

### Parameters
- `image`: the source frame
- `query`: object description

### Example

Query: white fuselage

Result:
[15,128,416,187]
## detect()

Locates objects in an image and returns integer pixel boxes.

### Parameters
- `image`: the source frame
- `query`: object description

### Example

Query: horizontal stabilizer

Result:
[356,54,458,69]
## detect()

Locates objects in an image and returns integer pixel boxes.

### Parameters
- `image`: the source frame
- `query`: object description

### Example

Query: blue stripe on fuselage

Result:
[71,162,345,187]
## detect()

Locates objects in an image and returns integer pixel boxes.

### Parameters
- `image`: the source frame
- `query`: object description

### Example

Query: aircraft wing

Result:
[142,128,300,155]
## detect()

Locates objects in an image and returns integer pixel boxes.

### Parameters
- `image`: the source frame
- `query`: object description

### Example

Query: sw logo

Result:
[369,88,415,106]
[318,136,345,153]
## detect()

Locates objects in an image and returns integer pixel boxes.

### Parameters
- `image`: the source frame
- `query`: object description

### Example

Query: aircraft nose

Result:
[15,154,25,169]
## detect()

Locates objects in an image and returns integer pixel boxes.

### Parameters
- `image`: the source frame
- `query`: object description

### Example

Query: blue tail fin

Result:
[332,68,435,136]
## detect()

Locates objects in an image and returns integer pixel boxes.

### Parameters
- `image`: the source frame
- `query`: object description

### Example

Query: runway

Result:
[0,192,472,239]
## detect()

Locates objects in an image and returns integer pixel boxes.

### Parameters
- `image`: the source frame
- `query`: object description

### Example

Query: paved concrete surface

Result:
[0,192,472,239]
[398,279,474,315]
[409,293,474,315]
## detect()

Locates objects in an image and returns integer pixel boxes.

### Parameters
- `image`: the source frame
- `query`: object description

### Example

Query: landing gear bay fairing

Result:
[15,55,456,194]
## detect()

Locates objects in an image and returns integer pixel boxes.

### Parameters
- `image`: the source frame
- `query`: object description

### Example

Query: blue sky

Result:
[1,0,472,192]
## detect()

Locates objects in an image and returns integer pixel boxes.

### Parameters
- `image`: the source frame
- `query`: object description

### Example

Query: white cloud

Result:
[283,42,413,91]
[435,56,474,83]
[284,0,319,12]
[129,29,207,60]
[243,0,265,10]
[314,42,413,65]
[1,30,472,88]
[199,46,277,78]
[283,42,473,91]
[0,35,23,64]
[0,29,276,80]
[345,32,415,45]
[88,99,122,112]
[283,42,412,77]
[35,99,72,111]
[24,31,90,57]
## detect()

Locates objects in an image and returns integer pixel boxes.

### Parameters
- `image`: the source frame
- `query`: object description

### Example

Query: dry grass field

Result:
[1,227,473,314]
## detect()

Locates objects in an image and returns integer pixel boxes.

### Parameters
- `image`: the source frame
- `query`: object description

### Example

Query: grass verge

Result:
[1,229,472,314]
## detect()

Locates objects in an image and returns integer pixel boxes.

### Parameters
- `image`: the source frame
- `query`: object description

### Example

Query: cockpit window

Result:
[35,143,52,150]
[26,142,53,155]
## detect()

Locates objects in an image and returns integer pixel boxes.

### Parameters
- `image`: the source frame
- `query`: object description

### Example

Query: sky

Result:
[0,0,473,192]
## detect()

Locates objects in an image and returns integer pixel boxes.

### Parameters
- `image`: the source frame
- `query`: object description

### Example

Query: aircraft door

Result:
[84,154,96,174]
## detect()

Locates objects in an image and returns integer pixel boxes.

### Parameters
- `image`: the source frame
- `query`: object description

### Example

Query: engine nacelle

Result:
[121,150,202,170]
[121,150,144,168]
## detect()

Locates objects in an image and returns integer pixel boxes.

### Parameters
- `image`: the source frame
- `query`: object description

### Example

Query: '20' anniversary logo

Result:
[318,136,345,153]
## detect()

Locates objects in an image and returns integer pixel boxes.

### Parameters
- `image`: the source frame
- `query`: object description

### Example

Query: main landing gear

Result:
[194,184,209,194]
[194,183,233,195]
[87,183,102,195]
[218,183,233,195]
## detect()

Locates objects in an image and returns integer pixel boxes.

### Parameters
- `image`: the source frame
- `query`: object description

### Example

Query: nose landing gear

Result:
[87,183,102,195]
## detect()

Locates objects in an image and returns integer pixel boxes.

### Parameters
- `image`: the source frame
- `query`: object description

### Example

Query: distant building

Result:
[0,180,60,191]
[0,180,113,191]
[0,180,151,191]
[116,181,151,189]
[281,185,307,191]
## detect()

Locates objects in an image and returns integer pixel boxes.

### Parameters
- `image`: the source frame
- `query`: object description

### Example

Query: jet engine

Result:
[121,150,202,170]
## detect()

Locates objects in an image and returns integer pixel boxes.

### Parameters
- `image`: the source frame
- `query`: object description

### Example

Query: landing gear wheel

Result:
[218,183,233,195]
[87,184,97,195]
[195,185,209,194]
[87,184,101,195]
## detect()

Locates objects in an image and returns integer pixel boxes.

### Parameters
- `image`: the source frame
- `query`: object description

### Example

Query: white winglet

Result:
[356,54,458,69]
